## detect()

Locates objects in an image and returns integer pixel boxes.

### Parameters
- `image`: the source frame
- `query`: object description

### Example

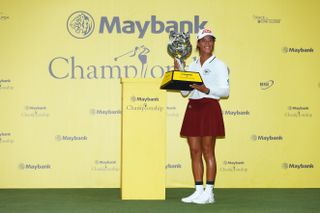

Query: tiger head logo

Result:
[67,11,95,39]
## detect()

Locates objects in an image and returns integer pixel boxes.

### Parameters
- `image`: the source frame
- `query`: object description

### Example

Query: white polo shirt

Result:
[182,55,230,100]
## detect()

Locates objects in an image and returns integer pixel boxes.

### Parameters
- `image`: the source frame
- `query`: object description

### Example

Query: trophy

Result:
[167,31,192,70]
[160,31,203,91]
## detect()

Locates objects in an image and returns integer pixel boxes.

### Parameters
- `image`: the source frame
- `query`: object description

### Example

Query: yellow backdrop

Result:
[0,0,319,188]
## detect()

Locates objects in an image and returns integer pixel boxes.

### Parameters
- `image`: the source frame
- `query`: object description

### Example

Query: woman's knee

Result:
[202,145,214,160]
[189,146,202,159]
[188,137,202,158]
[201,137,215,159]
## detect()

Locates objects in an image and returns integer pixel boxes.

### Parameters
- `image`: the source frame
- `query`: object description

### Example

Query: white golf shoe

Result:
[181,190,203,203]
[192,191,215,204]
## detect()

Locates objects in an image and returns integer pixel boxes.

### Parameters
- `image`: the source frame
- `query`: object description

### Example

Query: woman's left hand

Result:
[190,84,209,94]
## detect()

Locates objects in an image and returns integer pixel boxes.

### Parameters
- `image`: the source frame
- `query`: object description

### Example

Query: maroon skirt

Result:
[180,98,225,137]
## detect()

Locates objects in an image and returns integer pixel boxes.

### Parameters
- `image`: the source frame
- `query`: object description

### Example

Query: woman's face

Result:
[197,36,214,55]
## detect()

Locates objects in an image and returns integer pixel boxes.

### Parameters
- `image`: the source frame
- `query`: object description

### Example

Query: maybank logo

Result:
[165,163,182,169]
[126,96,163,112]
[90,108,121,116]
[220,160,248,172]
[21,105,50,117]
[92,160,119,172]
[282,46,314,54]
[130,96,160,102]
[0,132,14,144]
[0,79,14,90]
[285,105,312,118]
[282,163,314,170]
[0,12,10,21]
[167,106,179,117]
[55,135,88,142]
[224,110,250,116]
[19,163,51,170]
[251,134,283,142]
[99,15,207,38]
[67,11,95,39]
[67,12,207,39]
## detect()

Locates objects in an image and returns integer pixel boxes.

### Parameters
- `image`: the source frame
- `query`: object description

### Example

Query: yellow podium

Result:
[121,79,167,200]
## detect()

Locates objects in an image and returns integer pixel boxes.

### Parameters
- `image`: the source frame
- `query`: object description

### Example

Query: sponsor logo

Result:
[67,13,208,39]
[130,96,159,102]
[224,110,250,116]
[220,160,248,172]
[48,45,177,80]
[260,80,274,90]
[0,12,10,21]
[21,105,49,117]
[165,163,182,169]
[90,108,121,116]
[126,104,164,112]
[0,132,14,144]
[19,163,51,170]
[285,106,312,118]
[282,163,314,170]
[203,69,211,75]
[223,161,245,165]
[99,15,207,38]
[253,15,281,24]
[55,135,88,142]
[251,134,283,142]
[167,106,176,110]
[282,47,314,53]
[126,95,164,112]
[67,11,95,39]
[167,106,179,117]
[0,79,14,90]
[288,106,309,110]
[92,160,119,171]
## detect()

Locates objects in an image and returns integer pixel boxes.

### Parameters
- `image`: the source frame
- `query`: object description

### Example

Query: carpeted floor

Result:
[0,188,319,213]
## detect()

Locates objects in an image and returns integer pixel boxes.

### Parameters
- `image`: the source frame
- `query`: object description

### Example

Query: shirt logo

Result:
[203,69,211,75]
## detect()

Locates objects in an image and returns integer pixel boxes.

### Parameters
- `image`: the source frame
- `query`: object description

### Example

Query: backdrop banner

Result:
[0,0,319,188]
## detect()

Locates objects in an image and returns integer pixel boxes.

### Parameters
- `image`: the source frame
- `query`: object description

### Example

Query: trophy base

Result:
[160,70,203,91]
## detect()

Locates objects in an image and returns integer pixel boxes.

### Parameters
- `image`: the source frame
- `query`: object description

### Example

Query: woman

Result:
[175,28,229,204]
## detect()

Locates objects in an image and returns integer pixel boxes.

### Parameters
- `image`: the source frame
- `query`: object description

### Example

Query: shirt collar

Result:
[196,54,216,65]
